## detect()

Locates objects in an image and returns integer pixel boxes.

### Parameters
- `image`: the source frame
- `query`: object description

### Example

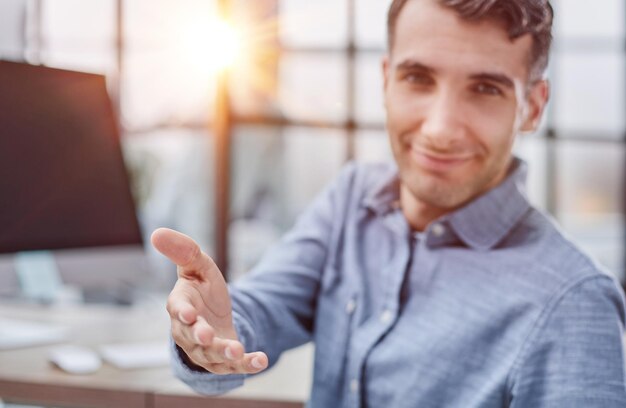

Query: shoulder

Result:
[507,272,626,405]
[292,161,398,229]
[500,206,626,329]
[333,161,397,191]
[506,206,616,286]
[322,161,398,208]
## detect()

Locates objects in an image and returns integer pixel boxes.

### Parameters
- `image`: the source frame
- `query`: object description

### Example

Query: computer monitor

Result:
[0,61,146,300]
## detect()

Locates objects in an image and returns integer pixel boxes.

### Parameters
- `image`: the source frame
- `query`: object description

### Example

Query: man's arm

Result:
[508,274,626,407]
[156,163,357,395]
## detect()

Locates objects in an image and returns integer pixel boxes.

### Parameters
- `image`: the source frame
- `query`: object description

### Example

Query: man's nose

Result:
[420,91,465,149]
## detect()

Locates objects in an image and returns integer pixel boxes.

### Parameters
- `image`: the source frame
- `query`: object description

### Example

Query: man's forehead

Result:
[391,0,533,81]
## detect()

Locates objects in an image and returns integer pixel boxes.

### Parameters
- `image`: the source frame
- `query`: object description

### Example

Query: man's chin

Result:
[412,180,473,210]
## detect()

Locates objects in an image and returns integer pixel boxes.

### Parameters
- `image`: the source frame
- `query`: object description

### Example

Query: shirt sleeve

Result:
[230,162,358,365]
[509,274,626,407]
[170,163,358,395]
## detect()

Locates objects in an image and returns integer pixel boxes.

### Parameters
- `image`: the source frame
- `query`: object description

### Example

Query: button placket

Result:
[345,298,357,315]
[379,309,394,324]
[350,378,359,393]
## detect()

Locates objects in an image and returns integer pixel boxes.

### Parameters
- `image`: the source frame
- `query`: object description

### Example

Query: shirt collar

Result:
[362,157,531,250]
[362,164,402,216]
[447,157,531,250]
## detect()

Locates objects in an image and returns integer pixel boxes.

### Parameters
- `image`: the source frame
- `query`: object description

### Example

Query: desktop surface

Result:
[0,299,311,408]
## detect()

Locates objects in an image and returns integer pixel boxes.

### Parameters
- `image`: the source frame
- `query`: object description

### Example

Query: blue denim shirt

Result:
[172,158,626,407]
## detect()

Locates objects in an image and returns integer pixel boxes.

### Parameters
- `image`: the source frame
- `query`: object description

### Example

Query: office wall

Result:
[0,0,26,61]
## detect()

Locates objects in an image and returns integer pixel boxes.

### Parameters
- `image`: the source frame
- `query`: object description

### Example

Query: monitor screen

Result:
[0,61,143,254]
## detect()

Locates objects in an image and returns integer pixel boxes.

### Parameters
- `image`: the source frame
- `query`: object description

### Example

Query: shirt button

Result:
[431,223,446,237]
[345,299,357,314]
[350,379,359,393]
[380,309,393,324]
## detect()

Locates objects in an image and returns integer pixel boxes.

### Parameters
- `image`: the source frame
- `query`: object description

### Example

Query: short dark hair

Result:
[387,0,554,81]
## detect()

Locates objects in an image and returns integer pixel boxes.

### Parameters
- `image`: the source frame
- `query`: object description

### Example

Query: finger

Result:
[218,337,245,361]
[241,351,269,373]
[182,340,232,370]
[153,229,232,320]
[166,289,198,325]
[172,314,217,350]
[151,228,221,281]
[151,228,200,267]
[191,316,216,346]
[197,350,268,375]
[171,318,196,350]
[207,339,268,374]
[196,336,241,364]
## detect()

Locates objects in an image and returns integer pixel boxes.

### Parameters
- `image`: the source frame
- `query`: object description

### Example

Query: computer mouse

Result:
[48,345,102,374]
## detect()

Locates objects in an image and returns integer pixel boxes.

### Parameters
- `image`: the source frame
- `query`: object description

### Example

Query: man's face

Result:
[383,0,548,211]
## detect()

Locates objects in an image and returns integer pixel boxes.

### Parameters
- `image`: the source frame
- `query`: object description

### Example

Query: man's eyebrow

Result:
[470,73,515,89]
[395,60,436,74]
[394,61,516,89]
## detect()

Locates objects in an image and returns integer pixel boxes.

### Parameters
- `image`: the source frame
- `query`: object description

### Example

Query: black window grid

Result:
[21,0,626,290]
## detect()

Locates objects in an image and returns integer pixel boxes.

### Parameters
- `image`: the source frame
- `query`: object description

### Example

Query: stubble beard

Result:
[402,156,501,211]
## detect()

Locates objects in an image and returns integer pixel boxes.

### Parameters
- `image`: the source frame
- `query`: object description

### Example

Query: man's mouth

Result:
[410,146,473,172]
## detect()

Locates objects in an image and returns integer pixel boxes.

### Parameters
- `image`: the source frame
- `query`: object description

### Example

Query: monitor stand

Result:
[0,245,148,305]
[14,251,63,303]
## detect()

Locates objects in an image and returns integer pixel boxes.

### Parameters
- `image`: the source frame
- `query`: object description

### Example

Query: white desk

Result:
[0,300,312,408]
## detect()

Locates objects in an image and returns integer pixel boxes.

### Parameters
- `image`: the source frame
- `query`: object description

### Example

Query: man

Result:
[152,0,626,406]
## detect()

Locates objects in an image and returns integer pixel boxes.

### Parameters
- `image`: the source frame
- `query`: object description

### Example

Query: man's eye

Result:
[474,83,502,96]
[404,73,433,86]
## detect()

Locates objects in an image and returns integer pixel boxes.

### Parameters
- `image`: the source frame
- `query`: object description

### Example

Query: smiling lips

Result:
[410,146,473,172]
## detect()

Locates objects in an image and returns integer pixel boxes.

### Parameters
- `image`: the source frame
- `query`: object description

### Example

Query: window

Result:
[6,0,624,285]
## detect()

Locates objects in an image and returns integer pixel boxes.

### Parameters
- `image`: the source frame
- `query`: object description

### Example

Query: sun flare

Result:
[180,17,243,74]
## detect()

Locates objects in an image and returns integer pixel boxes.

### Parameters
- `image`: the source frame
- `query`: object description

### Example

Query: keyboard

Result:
[0,317,68,350]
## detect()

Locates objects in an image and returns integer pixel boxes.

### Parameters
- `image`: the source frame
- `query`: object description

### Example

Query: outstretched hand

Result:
[151,227,268,374]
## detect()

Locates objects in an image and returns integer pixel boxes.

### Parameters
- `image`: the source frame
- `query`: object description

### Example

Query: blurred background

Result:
[0,0,624,289]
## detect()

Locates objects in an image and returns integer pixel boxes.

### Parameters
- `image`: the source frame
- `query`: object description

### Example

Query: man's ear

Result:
[520,79,550,133]
[382,55,390,91]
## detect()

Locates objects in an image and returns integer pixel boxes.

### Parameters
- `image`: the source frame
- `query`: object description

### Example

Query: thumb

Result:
[151,228,220,281]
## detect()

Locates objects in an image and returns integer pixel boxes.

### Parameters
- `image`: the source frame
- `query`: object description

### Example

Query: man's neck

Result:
[399,184,450,232]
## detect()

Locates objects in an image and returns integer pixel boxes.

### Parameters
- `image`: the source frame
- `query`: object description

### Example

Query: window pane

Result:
[282,127,347,215]
[552,0,625,39]
[229,125,347,279]
[41,0,115,47]
[355,0,391,49]
[230,61,280,118]
[125,0,217,49]
[355,130,392,163]
[279,54,347,123]
[231,125,346,226]
[0,0,27,60]
[229,0,280,118]
[122,51,215,130]
[230,125,284,221]
[355,53,385,125]
[555,140,625,281]
[123,0,226,129]
[278,0,348,49]
[39,0,115,74]
[512,134,549,212]
[125,128,214,285]
[40,48,116,76]
[552,52,625,137]
[229,125,284,280]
